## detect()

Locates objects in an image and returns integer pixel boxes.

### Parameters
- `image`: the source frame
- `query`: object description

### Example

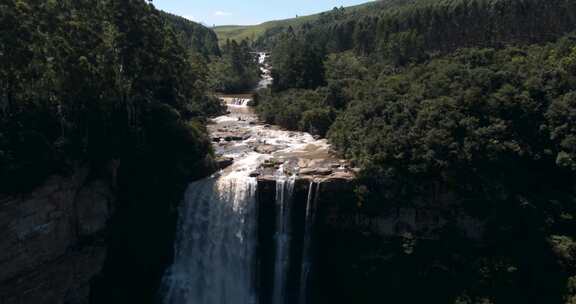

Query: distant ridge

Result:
[212,1,395,45]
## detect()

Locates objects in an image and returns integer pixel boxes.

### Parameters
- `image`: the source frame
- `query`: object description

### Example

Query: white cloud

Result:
[213,10,232,17]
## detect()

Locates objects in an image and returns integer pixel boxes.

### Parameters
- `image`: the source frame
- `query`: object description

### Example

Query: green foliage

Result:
[325,52,368,83]
[208,39,260,93]
[160,11,221,59]
[256,0,576,64]
[256,51,364,135]
[270,33,326,91]
[0,0,223,193]
[322,38,576,302]
[212,2,381,46]
[380,30,427,66]
[256,88,338,137]
[548,91,576,170]
[259,17,576,299]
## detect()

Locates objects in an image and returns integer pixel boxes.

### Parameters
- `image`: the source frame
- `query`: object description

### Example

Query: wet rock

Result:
[262,159,283,168]
[327,171,356,180]
[254,144,279,154]
[299,168,333,176]
[216,157,233,169]
[316,168,333,176]
[249,172,261,177]
[212,137,221,143]
[224,135,243,142]
[298,159,310,168]
[219,131,251,142]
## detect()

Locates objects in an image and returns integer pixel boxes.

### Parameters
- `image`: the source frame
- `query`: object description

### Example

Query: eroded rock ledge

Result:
[0,165,117,304]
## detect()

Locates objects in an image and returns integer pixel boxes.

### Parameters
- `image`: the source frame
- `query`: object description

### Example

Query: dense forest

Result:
[161,11,221,59]
[0,0,226,194]
[255,0,576,303]
[208,39,261,93]
[0,0,234,302]
[161,14,260,93]
[255,0,576,57]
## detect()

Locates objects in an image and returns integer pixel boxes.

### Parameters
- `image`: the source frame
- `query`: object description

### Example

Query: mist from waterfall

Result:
[162,155,263,304]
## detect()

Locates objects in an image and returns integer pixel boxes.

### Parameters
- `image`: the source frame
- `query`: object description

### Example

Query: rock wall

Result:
[0,166,116,304]
[319,184,485,241]
[255,176,487,304]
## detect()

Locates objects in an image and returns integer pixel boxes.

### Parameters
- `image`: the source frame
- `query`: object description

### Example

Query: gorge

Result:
[3,1,576,303]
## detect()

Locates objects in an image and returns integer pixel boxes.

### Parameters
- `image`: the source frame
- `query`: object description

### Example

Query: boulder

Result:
[224,135,243,142]
[262,159,283,168]
[254,144,279,154]
[299,168,333,176]
[316,168,333,176]
[216,157,234,169]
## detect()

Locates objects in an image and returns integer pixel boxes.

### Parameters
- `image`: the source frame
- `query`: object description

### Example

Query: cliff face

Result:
[255,175,487,304]
[0,166,116,304]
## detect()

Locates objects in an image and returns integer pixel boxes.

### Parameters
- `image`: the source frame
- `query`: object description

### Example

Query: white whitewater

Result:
[299,182,320,304]
[162,52,334,304]
[272,166,296,304]
[232,98,251,106]
[257,53,273,89]
[162,158,261,304]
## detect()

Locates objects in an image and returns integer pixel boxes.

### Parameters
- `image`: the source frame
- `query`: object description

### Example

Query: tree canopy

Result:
[0,0,223,193]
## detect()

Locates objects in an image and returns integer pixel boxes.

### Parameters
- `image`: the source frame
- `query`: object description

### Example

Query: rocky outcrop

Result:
[216,156,234,170]
[255,174,355,303]
[316,182,484,240]
[255,172,486,304]
[0,165,116,304]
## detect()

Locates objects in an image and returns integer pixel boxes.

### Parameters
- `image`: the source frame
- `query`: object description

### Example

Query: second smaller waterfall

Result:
[272,166,296,304]
[299,181,320,304]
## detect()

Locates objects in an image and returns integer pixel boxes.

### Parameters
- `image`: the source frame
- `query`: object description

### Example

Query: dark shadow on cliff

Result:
[91,104,216,304]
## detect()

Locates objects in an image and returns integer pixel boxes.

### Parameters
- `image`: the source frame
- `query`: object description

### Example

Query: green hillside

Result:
[213,1,392,45]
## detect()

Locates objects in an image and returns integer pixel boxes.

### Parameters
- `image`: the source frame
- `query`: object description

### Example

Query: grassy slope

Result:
[213,1,378,45]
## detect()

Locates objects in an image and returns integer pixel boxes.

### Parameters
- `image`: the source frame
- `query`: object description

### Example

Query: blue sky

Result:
[152,0,373,26]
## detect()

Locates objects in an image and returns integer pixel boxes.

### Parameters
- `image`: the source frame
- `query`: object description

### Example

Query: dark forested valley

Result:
[2,0,576,304]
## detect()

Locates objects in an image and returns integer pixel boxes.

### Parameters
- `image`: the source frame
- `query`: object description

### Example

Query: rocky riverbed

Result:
[210,97,356,184]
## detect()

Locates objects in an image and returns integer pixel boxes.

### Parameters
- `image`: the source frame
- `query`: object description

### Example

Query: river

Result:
[161,53,351,304]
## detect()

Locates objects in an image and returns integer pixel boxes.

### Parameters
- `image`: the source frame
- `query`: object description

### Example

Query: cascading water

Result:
[231,98,251,106]
[272,166,296,304]
[299,181,320,304]
[257,52,273,89]
[161,52,351,304]
[162,154,264,304]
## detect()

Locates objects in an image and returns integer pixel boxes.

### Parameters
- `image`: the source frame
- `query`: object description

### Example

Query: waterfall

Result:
[299,181,320,304]
[159,51,343,303]
[227,98,251,106]
[162,159,261,304]
[272,166,296,304]
[258,52,273,89]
